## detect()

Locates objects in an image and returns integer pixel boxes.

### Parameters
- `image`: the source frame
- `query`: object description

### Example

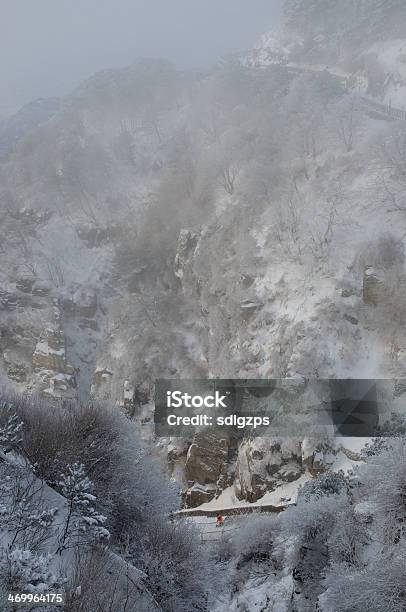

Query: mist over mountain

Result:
[0,0,283,114]
[0,98,60,162]
[1,0,406,609]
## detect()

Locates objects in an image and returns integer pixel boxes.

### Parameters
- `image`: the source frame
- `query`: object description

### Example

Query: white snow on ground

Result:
[330,449,362,473]
[337,436,369,455]
[181,473,311,515]
[194,486,240,511]
[212,572,293,612]
[250,473,310,507]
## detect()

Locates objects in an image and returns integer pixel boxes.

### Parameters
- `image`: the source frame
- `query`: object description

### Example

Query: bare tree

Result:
[330,94,364,153]
[272,195,303,261]
[215,156,240,196]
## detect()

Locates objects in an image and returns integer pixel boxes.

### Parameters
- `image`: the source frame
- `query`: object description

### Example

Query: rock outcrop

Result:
[185,432,228,485]
[235,438,304,502]
[91,367,114,399]
[363,266,384,305]
[32,327,75,396]
[184,483,217,507]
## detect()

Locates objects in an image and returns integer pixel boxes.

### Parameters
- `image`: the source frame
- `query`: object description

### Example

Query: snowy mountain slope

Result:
[2,1,406,610]
[251,0,406,107]
[0,453,161,611]
[1,0,406,509]
[0,98,60,162]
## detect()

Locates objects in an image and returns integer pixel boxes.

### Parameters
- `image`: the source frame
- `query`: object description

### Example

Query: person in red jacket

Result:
[216,513,225,527]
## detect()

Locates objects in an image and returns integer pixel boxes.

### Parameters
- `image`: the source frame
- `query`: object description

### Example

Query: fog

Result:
[0,0,282,115]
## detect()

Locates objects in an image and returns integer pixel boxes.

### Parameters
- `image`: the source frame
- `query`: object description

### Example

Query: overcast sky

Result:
[0,0,282,116]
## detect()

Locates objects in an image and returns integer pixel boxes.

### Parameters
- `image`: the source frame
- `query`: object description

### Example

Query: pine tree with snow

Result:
[3,548,60,594]
[57,462,109,552]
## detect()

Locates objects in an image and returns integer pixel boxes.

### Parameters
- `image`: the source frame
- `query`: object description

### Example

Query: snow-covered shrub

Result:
[6,394,123,494]
[321,539,406,612]
[134,516,218,612]
[232,514,280,568]
[281,492,346,548]
[377,412,406,436]
[65,547,155,612]
[359,438,406,543]
[109,445,179,542]
[298,470,349,501]
[361,437,389,457]
[1,548,59,594]
[325,503,368,566]
[278,492,351,606]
